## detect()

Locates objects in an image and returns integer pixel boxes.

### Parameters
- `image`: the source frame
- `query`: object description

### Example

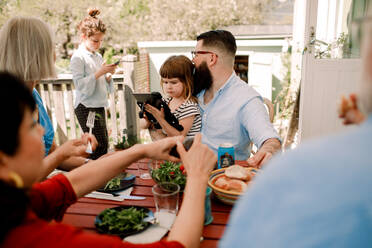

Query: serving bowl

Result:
[208,167,258,205]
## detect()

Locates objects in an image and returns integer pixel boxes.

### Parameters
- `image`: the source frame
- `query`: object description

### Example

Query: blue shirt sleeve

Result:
[32,89,54,156]
[240,96,281,149]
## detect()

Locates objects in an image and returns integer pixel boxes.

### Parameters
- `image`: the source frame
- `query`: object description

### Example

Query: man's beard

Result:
[193,62,213,96]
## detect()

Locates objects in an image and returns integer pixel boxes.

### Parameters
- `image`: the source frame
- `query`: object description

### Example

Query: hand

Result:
[143,136,183,162]
[247,150,272,169]
[105,74,112,82]
[96,62,116,78]
[81,133,98,151]
[144,104,165,121]
[58,139,89,160]
[176,134,217,180]
[339,94,366,125]
[247,138,280,168]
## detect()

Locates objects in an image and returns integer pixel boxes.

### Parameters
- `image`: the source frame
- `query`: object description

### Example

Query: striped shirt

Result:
[165,98,202,137]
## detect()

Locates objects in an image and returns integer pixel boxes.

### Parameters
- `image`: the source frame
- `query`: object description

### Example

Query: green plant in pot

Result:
[114,129,138,151]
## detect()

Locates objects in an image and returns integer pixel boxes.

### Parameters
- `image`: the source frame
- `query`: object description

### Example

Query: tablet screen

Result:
[132,93,153,103]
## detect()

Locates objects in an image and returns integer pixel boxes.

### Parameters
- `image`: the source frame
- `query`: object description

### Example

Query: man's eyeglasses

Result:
[191,50,218,59]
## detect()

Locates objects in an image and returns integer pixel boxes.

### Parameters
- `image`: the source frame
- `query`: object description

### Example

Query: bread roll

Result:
[225,165,251,181]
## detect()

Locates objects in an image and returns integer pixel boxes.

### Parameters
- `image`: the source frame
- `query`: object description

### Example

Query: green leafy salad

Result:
[104,177,121,191]
[96,207,149,234]
[151,161,186,190]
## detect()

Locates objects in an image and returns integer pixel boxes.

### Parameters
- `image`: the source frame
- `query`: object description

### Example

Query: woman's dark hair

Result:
[0,71,35,242]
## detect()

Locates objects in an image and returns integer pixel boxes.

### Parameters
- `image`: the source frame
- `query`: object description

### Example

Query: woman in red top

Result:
[0,72,217,247]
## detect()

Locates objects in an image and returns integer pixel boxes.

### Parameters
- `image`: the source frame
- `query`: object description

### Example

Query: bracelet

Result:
[84,158,90,164]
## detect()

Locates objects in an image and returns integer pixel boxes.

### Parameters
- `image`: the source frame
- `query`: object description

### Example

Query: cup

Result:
[152,182,180,229]
[137,162,151,179]
[204,187,213,225]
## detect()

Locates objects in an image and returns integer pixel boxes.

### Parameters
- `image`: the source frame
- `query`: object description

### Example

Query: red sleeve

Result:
[29,174,77,221]
[3,213,184,248]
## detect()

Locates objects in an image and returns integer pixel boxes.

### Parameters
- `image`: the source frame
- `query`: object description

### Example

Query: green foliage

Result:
[150,161,186,190]
[0,0,271,64]
[114,130,138,150]
[103,47,116,65]
[103,177,121,191]
[97,207,148,233]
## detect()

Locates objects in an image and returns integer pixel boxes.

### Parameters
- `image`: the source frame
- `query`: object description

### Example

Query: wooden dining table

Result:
[62,159,249,247]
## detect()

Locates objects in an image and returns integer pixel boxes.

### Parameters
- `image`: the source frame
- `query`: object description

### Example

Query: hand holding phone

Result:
[169,137,194,158]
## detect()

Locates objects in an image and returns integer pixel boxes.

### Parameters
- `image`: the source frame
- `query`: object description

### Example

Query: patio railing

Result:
[36,74,139,146]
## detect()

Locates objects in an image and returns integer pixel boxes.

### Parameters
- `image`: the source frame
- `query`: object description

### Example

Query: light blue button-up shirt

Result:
[70,45,114,108]
[221,115,372,247]
[197,73,280,160]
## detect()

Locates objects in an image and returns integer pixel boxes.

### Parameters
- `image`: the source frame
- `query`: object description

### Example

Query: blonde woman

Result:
[0,16,98,179]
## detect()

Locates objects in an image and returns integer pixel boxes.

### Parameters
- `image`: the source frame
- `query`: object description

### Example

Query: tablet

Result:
[132,93,153,103]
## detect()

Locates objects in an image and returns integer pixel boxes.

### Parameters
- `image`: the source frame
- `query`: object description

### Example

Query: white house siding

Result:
[138,39,287,101]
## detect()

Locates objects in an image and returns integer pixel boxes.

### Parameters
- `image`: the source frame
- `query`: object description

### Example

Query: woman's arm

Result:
[39,134,98,180]
[167,134,217,247]
[65,137,181,198]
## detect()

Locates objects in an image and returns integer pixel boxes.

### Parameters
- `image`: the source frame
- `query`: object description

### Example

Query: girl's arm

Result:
[70,56,98,97]
[145,104,196,137]
[70,56,116,97]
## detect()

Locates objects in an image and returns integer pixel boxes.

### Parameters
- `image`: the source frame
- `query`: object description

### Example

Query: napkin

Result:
[124,211,176,244]
[85,187,133,202]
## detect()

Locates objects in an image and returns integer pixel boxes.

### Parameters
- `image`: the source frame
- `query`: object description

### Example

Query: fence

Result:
[36,54,149,146]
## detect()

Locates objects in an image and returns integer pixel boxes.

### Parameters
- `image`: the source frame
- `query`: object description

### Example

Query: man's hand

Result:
[176,134,217,180]
[247,138,281,168]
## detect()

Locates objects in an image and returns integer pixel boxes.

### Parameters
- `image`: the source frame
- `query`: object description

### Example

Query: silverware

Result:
[91,191,146,200]
[123,195,146,200]
[85,111,95,154]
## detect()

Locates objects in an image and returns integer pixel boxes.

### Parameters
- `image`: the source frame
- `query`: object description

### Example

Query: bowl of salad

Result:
[95,206,153,238]
[148,160,186,191]
[97,172,135,193]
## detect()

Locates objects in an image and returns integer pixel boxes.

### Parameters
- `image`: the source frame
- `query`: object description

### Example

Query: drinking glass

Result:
[152,182,180,229]
[137,162,151,179]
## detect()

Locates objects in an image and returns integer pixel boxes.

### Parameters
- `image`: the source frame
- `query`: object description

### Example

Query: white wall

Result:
[138,39,287,100]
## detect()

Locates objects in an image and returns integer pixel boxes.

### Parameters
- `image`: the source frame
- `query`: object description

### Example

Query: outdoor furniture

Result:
[62,159,249,247]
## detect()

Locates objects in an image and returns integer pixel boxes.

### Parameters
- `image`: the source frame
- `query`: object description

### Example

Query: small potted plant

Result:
[114,129,138,151]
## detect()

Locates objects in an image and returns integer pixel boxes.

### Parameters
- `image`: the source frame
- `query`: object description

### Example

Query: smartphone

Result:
[169,137,194,158]
[114,60,121,65]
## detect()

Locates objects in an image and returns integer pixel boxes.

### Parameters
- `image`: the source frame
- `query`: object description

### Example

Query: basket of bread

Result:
[208,165,258,205]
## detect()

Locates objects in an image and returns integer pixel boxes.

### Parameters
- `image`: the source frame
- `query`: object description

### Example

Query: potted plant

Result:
[114,129,138,151]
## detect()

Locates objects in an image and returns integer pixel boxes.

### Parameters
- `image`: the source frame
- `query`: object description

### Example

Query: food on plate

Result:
[214,176,247,192]
[96,207,149,234]
[104,177,121,191]
[212,165,256,193]
[225,165,251,180]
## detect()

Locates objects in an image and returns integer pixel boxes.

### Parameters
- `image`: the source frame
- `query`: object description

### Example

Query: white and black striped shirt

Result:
[165,98,202,137]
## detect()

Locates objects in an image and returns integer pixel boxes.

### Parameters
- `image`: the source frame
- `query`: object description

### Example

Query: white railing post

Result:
[122,55,139,139]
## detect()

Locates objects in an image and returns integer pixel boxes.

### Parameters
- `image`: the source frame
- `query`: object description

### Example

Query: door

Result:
[295,0,369,141]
